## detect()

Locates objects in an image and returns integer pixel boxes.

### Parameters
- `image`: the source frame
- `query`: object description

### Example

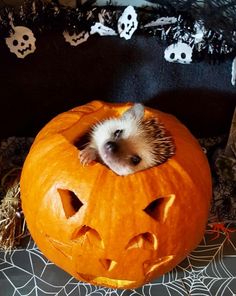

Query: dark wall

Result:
[0,32,235,138]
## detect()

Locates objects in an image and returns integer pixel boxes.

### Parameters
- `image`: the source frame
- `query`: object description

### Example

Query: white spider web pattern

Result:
[0,226,235,296]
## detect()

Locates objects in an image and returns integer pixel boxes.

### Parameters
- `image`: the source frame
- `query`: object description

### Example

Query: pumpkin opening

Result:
[74,131,90,151]
[58,189,84,219]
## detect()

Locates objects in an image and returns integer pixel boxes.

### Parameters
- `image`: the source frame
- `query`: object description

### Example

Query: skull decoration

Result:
[5,26,36,59]
[164,41,193,64]
[118,6,138,40]
[90,23,117,36]
[63,31,89,46]
[21,101,212,289]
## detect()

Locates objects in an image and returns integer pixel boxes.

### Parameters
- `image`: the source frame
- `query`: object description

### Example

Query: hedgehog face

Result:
[92,105,175,176]
[91,104,155,175]
[99,129,157,176]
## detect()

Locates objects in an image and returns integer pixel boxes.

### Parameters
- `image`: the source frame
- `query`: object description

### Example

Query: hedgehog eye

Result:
[114,129,123,138]
[130,155,141,165]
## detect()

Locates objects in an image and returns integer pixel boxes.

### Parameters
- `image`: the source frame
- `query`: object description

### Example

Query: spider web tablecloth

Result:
[0,137,235,296]
[0,230,235,296]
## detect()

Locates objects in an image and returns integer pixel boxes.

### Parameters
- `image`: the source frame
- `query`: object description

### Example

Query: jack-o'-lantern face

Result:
[41,187,176,287]
[20,101,212,289]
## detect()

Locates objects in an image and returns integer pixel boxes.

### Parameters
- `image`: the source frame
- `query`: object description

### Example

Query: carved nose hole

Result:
[100,259,117,271]
[58,189,84,219]
[126,232,158,250]
[143,195,175,222]
[72,225,104,249]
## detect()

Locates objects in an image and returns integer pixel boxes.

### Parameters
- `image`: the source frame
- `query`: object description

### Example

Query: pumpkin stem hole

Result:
[58,189,84,219]
[126,232,158,250]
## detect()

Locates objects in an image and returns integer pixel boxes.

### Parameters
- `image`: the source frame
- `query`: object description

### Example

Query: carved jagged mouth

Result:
[78,273,136,288]
[18,44,32,55]
[77,256,174,286]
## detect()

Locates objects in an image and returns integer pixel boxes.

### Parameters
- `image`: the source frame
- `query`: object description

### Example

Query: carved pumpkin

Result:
[20,101,212,289]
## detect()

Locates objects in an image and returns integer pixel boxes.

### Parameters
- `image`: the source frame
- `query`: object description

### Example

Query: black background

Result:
[0,32,235,137]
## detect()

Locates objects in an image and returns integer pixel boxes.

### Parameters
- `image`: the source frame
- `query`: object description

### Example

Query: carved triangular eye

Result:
[58,189,84,219]
[143,195,175,222]
[143,198,165,221]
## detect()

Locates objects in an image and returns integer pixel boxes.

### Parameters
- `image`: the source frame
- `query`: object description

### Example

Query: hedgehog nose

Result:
[105,141,118,153]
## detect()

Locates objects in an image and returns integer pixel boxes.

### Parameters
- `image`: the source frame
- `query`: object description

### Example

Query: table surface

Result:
[0,228,235,296]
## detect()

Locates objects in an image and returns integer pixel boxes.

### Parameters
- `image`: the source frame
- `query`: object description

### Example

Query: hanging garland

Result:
[0,0,236,82]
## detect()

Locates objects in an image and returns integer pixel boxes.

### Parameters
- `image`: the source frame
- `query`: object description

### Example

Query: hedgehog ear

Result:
[122,103,144,121]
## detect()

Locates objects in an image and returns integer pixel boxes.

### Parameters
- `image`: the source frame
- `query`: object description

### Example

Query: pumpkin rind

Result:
[20,101,212,289]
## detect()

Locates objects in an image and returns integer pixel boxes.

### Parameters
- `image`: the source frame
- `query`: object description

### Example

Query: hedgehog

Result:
[79,103,175,176]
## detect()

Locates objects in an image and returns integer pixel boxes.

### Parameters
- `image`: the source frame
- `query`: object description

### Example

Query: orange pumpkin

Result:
[20,101,212,289]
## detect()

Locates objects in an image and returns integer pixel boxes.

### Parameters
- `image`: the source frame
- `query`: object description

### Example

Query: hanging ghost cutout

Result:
[117,6,138,40]
[63,31,89,46]
[5,26,36,59]
[192,21,206,44]
[164,41,193,64]
[144,17,178,27]
[90,23,117,36]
